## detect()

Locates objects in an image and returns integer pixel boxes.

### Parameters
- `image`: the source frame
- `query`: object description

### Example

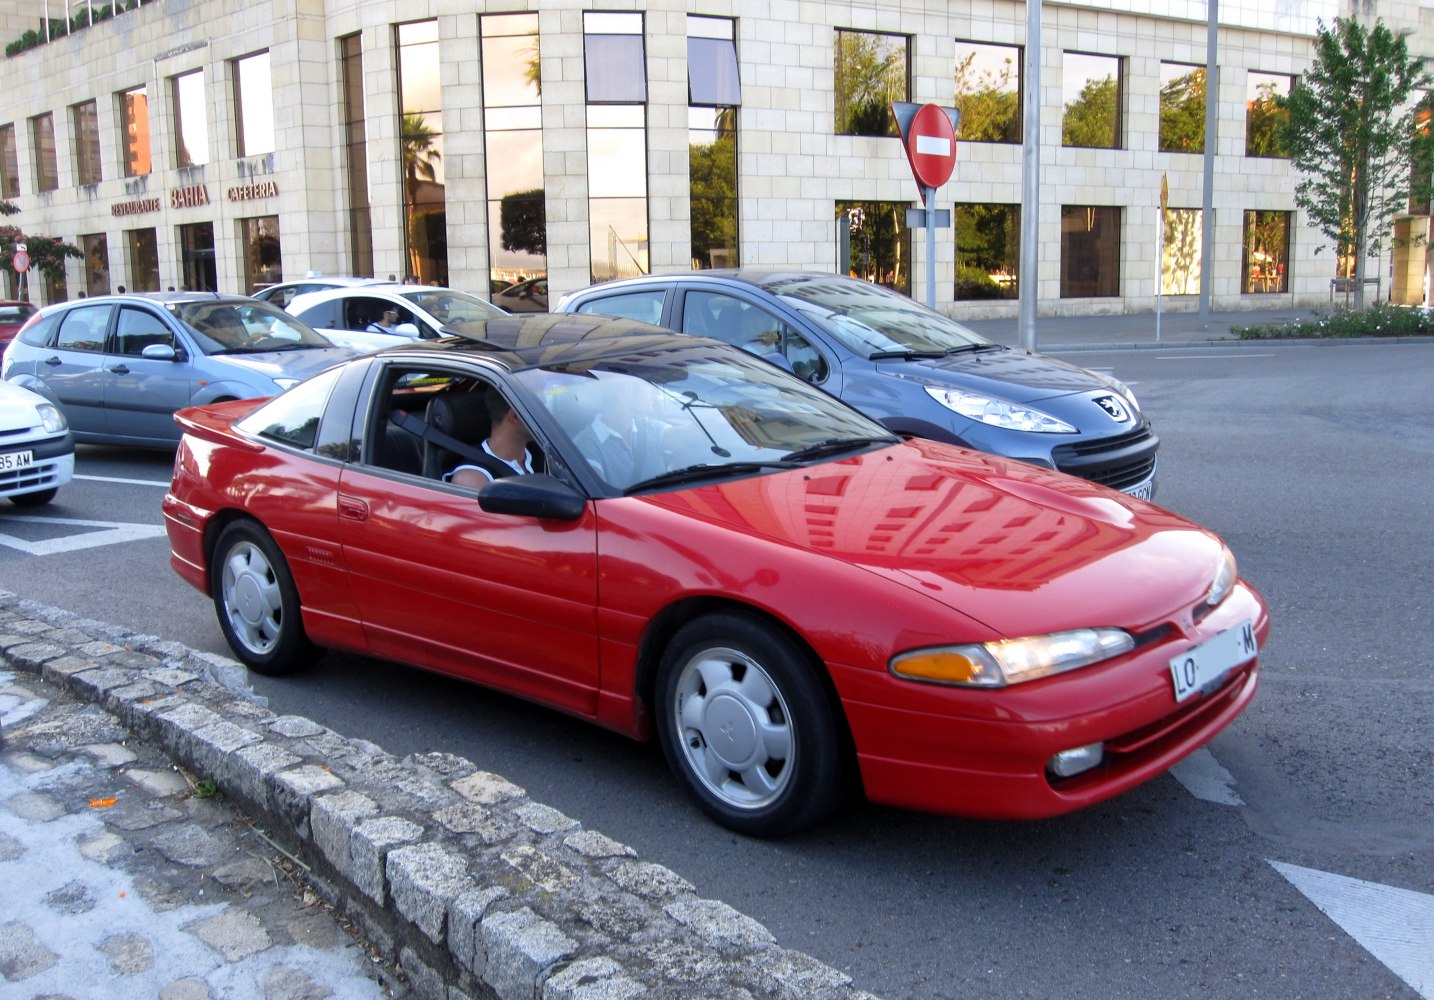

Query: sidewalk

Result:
[958,306,1316,350]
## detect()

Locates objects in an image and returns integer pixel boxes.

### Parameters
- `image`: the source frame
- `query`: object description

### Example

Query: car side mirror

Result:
[141,343,181,361]
[478,473,586,520]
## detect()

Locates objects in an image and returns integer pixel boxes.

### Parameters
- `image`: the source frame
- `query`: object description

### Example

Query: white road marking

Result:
[74,473,170,487]
[0,515,165,555]
[1169,747,1244,805]
[1271,861,1434,999]
[1155,353,1277,359]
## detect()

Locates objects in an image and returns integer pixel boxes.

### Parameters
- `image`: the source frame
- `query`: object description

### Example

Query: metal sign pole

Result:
[925,186,937,310]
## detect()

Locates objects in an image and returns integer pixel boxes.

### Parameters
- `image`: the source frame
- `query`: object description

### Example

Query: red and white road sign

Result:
[904,103,957,190]
[12,250,29,272]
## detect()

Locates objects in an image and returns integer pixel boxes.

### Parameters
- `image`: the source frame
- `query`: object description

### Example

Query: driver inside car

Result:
[445,392,539,487]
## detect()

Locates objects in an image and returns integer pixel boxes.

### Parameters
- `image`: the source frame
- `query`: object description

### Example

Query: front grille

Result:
[1052,425,1158,491]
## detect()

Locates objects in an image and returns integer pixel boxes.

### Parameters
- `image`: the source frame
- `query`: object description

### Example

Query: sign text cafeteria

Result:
[110,182,278,217]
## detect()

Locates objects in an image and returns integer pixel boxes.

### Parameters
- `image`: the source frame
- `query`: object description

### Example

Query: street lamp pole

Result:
[1018,0,1042,353]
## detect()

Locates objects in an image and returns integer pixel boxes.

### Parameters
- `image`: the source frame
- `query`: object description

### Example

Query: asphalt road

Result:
[3,341,1430,999]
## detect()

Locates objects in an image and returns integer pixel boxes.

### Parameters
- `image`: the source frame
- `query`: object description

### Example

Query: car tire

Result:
[9,487,57,506]
[655,611,847,837]
[211,520,321,676]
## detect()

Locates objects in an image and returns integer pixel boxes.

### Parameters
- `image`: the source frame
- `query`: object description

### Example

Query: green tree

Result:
[1279,16,1434,309]
[1062,76,1118,148]
[400,113,444,282]
[690,135,737,268]
[0,225,82,295]
[499,189,546,257]
[1246,80,1290,157]
[835,32,906,137]
[1159,68,1205,152]
[953,52,1020,143]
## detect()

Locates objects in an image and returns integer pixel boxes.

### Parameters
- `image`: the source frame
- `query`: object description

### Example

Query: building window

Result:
[1060,205,1121,297]
[1,124,19,198]
[1246,72,1293,158]
[172,69,210,167]
[30,113,58,192]
[240,216,282,293]
[1411,95,1432,216]
[125,228,161,291]
[1062,53,1121,149]
[234,51,275,157]
[953,41,1021,144]
[179,222,216,292]
[80,233,110,297]
[838,201,911,293]
[689,15,740,270]
[72,100,101,186]
[397,21,447,286]
[1242,210,1290,293]
[482,13,545,296]
[835,29,907,137]
[1159,62,1205,153]
[1161,208,1201,294]
[585,12,648,283]
[43,269,67,305]
[339,34,373,278]
[119,86,151,177]
[955,203,1019,300]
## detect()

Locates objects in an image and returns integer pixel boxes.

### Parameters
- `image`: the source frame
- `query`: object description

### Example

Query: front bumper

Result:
[0,432,74,499]
[834,581,1268,820]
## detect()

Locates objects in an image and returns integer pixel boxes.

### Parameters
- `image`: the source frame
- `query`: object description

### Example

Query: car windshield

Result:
[171,301,337,354]
[764,274,993,358]
[400,289,506,324]
[516,341,898,494]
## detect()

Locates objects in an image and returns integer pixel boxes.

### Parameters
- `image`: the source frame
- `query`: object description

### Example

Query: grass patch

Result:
[1234,303,1434,339]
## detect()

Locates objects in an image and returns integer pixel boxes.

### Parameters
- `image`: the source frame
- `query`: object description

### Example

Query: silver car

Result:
[0,293,353,447]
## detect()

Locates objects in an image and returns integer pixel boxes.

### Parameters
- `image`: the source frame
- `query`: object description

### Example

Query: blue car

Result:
[556,271,1158,498]
[1,293,354,447]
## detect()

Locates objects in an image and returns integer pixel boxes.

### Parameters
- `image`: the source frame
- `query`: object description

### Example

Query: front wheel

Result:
[9,487,57,507]
[655,612,847,837]
[211,520,320,676]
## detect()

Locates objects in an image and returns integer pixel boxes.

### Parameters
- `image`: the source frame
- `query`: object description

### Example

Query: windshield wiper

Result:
[867,349,949,361]
[623,461,797,494]
[780,436,897,464]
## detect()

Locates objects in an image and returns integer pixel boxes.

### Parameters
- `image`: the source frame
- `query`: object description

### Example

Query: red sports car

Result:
[164,314,1268,836]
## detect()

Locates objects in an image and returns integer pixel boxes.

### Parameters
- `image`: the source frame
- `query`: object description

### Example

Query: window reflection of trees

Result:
[955,203,1019,300]
[837,201,910,293]
[1162,209,1201,295]
[691,108,738,269]
[1062,53,1120,149]
[398,22,447,286]
[1246,73,1293,158]
[835,30,908,137]
[953,42,1021,144]
[1159,64,1205,153]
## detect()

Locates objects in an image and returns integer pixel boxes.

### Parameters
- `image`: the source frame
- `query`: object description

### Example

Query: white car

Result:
[252,275,387,310]
[285,284,509,352]
[0,380,73,506]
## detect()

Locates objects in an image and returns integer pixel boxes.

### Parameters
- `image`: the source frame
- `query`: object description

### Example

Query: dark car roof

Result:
[370,311,699,370]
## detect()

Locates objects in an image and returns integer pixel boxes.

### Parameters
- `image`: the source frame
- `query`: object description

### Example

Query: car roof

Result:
[363,312,699,370]
[41,292,259,312]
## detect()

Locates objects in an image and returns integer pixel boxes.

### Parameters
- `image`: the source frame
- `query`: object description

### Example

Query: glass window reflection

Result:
[398,21,447,286]
[31,113,58,192]
[234,53,274,156]
[483,13,545,299]
[119,87,150,177]
[584,13,645,103]
[72,100,101,185]
[1062,52,1121,149]
[953,41,1021,144]
[173,69,210,167]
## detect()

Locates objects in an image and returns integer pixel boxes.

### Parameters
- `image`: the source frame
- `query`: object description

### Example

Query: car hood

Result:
[216,346,355,379]
[872,346,1115,404]
[645,438,1222,637]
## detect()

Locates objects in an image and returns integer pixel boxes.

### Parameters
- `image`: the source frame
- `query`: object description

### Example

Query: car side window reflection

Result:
[574,290,664,324]
[681,291,828,383]
[54,304,114,353]
[236,367,344,453]
[115,307,175,356]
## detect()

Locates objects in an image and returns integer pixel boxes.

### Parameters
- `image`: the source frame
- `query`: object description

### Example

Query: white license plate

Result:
[1122,478,1156,501]
[0,450,33,472]
[1170,620,1258,702]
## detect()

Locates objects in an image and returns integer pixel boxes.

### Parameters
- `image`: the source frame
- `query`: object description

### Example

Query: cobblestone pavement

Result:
[0,667,403,999]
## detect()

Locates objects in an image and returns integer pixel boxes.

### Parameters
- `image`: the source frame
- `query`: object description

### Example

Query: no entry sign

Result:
[891,102,960,199]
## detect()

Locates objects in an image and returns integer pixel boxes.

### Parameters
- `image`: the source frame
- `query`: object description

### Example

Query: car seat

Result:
[421,390,491,479]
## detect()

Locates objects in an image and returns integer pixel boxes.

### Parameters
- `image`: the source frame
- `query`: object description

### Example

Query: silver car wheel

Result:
[672,644,795,811]
[220,539,284,657]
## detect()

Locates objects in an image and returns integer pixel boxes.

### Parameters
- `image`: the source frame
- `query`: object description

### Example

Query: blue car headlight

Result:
[923,385,1076,433]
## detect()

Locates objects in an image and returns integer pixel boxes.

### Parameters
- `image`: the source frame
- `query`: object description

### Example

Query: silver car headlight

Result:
[36,403,67,434]
[890,628,1136,688]
[1206,545,1237,607]
[923,385,1076,433]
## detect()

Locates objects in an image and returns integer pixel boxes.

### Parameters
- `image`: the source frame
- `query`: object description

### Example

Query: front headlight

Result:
[36,403,67,434]
[1206,545,1237,607]
[923,385,1076,433]
[890,628,1135,688]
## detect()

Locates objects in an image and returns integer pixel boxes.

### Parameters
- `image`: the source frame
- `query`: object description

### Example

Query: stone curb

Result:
[1033,333,1434,353]
[0,592,877,1000]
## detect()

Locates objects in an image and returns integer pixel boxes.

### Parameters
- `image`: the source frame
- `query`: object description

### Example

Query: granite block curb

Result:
[0,591,878,1000]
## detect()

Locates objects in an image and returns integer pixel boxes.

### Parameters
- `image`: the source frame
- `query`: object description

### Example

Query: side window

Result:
[54,304,114,352]
[682,291,829,383]
[114,307,175,356]
[17,312,59,348]
[573,290,664,324]
[235,366,343,451]
[293,299,339,330]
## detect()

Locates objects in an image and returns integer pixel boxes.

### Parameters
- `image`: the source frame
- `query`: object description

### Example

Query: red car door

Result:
[333,464,603,717]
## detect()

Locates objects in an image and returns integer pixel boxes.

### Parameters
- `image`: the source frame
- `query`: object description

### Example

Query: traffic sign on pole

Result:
[12,250,30,272]
[890,102,960,203]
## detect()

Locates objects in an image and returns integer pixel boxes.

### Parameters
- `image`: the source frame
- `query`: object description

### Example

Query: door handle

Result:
[44,356,61,366]
[338,495,369,521]
[108,364,130,374]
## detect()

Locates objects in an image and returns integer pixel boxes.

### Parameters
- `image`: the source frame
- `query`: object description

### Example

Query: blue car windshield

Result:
[766,274,992,358]
[171,301,337,354]
[399,289,507,324]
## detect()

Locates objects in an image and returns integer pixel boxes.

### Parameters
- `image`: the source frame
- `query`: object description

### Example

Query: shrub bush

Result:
[1234,302,1434,339]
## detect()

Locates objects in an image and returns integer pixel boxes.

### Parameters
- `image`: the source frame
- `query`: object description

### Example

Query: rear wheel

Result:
[655,612,846,837]
[9,487,57,507]
[211,520,320,676]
